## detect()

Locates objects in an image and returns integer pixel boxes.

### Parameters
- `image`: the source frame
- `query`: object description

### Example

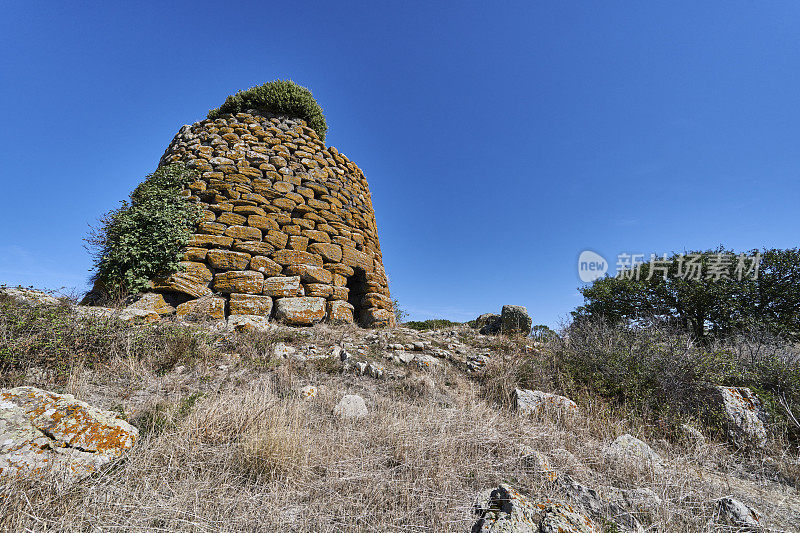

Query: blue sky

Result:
[1,2,798,326]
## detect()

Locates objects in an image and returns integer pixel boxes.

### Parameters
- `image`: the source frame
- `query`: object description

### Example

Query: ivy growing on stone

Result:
[207,80,328,141]
[87,163,201,297]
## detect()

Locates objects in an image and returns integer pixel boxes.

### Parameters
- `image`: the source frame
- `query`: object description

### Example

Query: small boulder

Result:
[0,387,138,484]
[227,314,271,332]
[477,314,502,335]
[125,292,175,316]
[333,394,368,419]
[299,385,317,399]
[473,484,597,533]
[716,497,762,530]
[515,388,577,415]
[712,386,768,450]
[1,287,62,306]
[606,434,662,469]
[501,305,532,336]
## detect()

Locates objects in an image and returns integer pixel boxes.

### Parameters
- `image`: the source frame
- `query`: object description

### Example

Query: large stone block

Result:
[327,300,354,324]
[272,249,323,268]
[501,305,532,336]
[229,293,273,316]
[206,249,251,270]
[308,243,343,263]
[250,255,282,276]
[284,264,334,284]
[213,270,264,294]
[274,297,326,326]
[152,273,212,298]
[233,240,275,256]
[188,234,234,248]
[225,225,262,241]
[263,276,301,297]
[176,295,226,320]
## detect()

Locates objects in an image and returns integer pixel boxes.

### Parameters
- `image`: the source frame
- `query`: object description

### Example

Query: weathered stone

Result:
[125,292,175,316]
[716,497,762,529]
[473,484,597,533]
[333,394,368,419]
[285,264,334,284]
[225,225,262,241]
[232,240,274,256]
[213,270,264,294]
[514,388,578,415]
[272,249,323,268]
[176,295,226,321]
[206,249,251,270]
[0,387,138,483]
[360,307,395,328]
[187,234,234,248]
[475,313,500,330]
[501,305,532,336]
[327,300,355,324]
[274,296,326,325]
[308,242,342,263]
[229,293,273,316]
[712,386,768,450]
[606,434,662,468]
[263,276,301,297]
[152,273,212,298]
[303,283,334,298]
[179,261,213,283]
[250,255,283,276]
[183,247,208,261]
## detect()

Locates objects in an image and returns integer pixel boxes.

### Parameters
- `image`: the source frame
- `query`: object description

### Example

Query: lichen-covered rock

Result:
[472,484,597,533]
[327,300,355,324]
[716,497,762,529]
[176,295,226,321]
[333,394,368,419]
[152,273,212,298]
[501,305,532,336]
[605,434,662,469]
[0,387,138,484]
[228,293,273,316]
[515,388,577,415]
[263,276,302,297]
[227,314,271,332]
[125,292,175,316]
[361,307,395,328]
[712,386,768,450]
[274,296,326,325]
[213,270,264,294]
[475,313,501,332]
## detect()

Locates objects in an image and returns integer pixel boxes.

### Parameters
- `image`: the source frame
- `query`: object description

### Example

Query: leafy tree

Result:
[86,163,201,297]
[574,247,800,341]
[208,80,327,141]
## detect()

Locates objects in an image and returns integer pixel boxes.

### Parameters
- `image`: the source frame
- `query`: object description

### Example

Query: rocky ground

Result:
[1,289,799,531]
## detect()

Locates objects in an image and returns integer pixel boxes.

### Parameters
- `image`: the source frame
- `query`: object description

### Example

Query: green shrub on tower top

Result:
[207,80,327,141]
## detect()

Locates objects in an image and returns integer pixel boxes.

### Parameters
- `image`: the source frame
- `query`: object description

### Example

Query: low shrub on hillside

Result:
[207,80,327,141]
[0,294,214,385]
[404,319,463,331]
[483,318,800,444]
[86,163,201,298]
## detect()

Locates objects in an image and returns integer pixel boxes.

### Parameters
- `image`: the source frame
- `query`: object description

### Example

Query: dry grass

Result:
[2,358,798,532]
[2,305,799,531]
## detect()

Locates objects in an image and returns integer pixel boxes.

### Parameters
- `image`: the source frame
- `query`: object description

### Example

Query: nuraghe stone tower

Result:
[152,111,394,327]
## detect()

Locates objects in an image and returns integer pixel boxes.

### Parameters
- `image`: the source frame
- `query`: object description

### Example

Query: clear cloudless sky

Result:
[1,2,798,327]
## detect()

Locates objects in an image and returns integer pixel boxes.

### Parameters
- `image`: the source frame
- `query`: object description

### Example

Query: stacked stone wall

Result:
[154,111,394,327]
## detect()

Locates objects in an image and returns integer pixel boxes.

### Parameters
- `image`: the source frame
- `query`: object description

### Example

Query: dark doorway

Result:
[346,267,369,324]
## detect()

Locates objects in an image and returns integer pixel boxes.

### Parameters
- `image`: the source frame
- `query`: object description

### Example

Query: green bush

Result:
[404,319,462,331]
[208,80,328,141]
[87,163,201,297]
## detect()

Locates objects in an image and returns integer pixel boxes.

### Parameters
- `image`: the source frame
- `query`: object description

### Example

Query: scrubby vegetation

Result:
[403,318,463,331]
[483,319,800,446]
[207,80,328,141]
[86,163,201,298]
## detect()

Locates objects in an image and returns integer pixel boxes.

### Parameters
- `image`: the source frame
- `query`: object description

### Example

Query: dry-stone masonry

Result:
[153,111,394,327]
